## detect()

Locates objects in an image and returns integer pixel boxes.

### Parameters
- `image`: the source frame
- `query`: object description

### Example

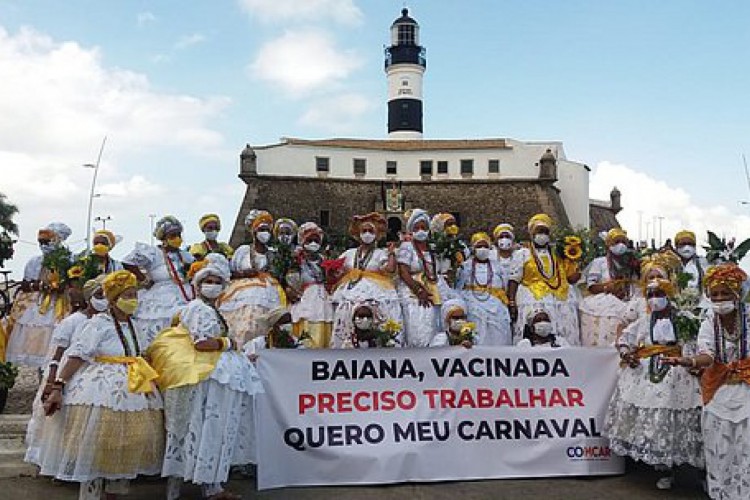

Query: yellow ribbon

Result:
[632,344,682,361]
[413,272,442,306]
[220,273,286,307]
[145,325,222,391]
[463,285,509,305]
[95,356,159,394]
[335,269,395,291]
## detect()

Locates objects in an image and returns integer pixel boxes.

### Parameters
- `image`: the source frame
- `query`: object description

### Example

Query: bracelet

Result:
[48,360,59,369]
[690,357,697,368]
[53,377,67,386]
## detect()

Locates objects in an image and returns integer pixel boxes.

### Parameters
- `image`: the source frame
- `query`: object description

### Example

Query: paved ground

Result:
[5,365,37,414]
[0,461,707,499]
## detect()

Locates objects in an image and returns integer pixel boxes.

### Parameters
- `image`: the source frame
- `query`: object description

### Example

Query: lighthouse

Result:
[385,8,426,139]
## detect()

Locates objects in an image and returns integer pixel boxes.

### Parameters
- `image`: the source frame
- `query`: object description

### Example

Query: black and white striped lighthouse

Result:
[385,8,426,139]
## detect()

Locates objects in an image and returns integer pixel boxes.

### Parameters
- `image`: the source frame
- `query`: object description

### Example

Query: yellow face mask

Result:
[166,236,183,249]
[92,243,110,256]
[116,298,139,316]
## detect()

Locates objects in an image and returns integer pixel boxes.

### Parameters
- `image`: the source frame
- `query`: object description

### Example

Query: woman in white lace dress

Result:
[492,222,522,287]
[665,263,750,500]
[149,254,262,500]
[38,270,164,500]
[122,215,195,343]
[331,212,399,348]
[221,211,285,347]
[605,275,703,490]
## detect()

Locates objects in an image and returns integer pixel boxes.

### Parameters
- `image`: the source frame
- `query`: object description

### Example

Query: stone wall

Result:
[230,174,572,246]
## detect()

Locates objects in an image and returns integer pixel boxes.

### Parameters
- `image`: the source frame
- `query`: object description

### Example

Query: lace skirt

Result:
[162,378,258,484]
[6,297,60,367]
[397,284,438,347]
[514,285,581,346]
[220,279,283,346]
[579,293,627,348]
[460,291,513,346]
[331,278,403,348]
[135,281,192,344]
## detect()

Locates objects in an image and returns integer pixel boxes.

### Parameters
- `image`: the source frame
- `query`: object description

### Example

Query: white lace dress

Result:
[579,256,633,348]
[698,306,750,500]
[290,254,333,348]
[35,314,164,482]
[220,245,283,346]
[455,257,513,346]
[122,243,195,343]
[162,299,264,485]
[25,311,89,465]
[604,311,704,468]
[330,248,401,348]
[397,242,440,347]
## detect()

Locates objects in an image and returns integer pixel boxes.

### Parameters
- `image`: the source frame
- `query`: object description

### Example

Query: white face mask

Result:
[609,243,628,256]
[475,247,491,261]
[304,241,321,253]
[39,243,55,254]
[204,230,219,241]
[533,321,553,337]
[279,234,293,246]
[711,300,736,316]
[449,319,466,332]
[677,245,696,259]
[497,237,513,250]
[360,232,376,245]
[89,296,109,313]
[648,296,669,312]
[256,231,271,244]
[354,317,373,330]
[533,234,550,247]
[200,283,224,300]
[413,230,429,242]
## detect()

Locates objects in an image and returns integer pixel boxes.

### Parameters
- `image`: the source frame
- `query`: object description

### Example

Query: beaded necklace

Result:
[530,244,562,289]
[713,305,748,364]
[162,247,195,302]
[414,242,437,283]
[470,258,493,302]
[303,253,325,284]
[347,246,375,290]
[647,308,676,383]
[112,315,141,357]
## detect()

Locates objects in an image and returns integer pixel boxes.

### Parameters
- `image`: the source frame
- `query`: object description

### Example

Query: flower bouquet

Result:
[373,319,403,348]
[704,231,750,265]
[449,321,477,346]
[41,245,73,290]
[321,257,347,293]
[553,227,598,268]
[672,284,703,344]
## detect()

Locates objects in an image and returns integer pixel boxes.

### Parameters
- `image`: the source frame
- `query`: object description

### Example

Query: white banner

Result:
[257,346,624,490]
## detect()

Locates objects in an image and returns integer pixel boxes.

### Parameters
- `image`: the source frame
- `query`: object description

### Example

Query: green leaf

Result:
[733,237,750,261]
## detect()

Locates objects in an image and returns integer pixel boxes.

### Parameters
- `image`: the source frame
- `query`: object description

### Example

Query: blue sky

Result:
[1,0,750,275]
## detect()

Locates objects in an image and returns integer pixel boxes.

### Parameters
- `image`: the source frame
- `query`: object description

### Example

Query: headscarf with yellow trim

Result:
[153,216,182,241]
[431,213,457,235]
[605,228,628,246]
[493,223,514,241]
[640,252,680,294]
[349,212,387,241]
[645,278,676,298]
[93,229,117,248]
[251,211,273,232]
[198,213,221,231]
[82,274,107,301]
[405,208,430,233]
[38,222,72,243]
[527,213,553,234]
[273,218,298,239]
[470,232,492,248]
[441,298,466,326]
[675,230,696,244]
[704,263,747,297]
[102,270,138,301]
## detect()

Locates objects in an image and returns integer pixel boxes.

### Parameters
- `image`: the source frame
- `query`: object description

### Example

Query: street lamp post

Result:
[84,136,108,252]
[149,214,157,246]
[94,216,112,230]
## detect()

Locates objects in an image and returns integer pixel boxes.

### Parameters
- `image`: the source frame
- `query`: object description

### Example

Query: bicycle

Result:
[0,270,22,319]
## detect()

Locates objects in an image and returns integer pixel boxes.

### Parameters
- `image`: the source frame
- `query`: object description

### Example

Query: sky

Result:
[1,0,750,277]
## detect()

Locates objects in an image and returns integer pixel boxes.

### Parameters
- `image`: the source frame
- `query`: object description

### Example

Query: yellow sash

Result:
[220,273,287,307]
[463,285,509,305]
[633,344,682,361]
[38,290,69,320]
[145,325,222,391]
[95,355,159,394]
[413,272,441,306]
[701,358,750,405]
[335,269,394,291]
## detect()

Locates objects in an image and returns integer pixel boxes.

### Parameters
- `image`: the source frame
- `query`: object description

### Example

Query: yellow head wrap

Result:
[102,270,137,301]
[251,211,274,231]
[273,218,298,238]
[187,259,209,281]
[349,212,387,240]
[470,232,492,247]
[605,228,628,246]
[528,213,553,233]
[199,214,221,231]
[645,278,676,298]
[93,229,117,248]
[675,230,696,244]
[704,263,747,296]
[492,223,514,240]
[430,213,456,234]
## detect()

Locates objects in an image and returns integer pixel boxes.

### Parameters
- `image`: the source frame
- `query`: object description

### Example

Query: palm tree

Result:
[0,193,18,267]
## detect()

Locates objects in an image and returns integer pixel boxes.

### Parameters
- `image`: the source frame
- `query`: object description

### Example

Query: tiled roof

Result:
[275,137,512,151]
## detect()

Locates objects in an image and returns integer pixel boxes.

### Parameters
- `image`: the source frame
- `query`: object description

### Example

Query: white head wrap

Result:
[46,222,72,242]
[153,216,182,241]
[441,298,466,324]
[192,253,231,286]
[406,209,430,233]
[257,306,291,335]
[244,209,261,227]
[526,304,551,323]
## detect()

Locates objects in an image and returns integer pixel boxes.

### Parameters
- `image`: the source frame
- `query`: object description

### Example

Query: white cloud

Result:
[299,93,375,133]
[174,33,207,50]
[590,161,750,248]
[137,11,157,28]
[238,0,363,25]
[249,29,362,95]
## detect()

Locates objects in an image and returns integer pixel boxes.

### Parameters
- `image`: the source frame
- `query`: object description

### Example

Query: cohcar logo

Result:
[566,446,612,461]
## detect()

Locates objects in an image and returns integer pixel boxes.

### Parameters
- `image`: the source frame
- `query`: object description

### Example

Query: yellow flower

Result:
[564,236,582,245]
[564,245,583,261]
[383,319,402,333]
[446,225,459,236]
[67,266,83,279]
[460,322,477,335]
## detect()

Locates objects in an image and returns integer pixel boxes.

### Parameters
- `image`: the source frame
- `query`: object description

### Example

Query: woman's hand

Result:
[461,340,473,349]
[415,286,433,308]
[43,389,63,416]
[662,356,690,367]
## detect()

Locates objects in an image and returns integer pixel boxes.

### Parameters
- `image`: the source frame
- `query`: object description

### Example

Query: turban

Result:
[704,263,747,296]
[93,229,117,248]
[349,212,386,240]
[641,252,681,280]
[273,218,298,238]
[191,253,231,286]
[257,306,290,334]
[298,222,323,244]
[405,209,430,233]
[153,216,182,241]
[430,213,456,234]
[675,230,696,244]
[441,298,466,324]
[251,211,274,231]
[526,304,551,323]
[39,222,72,242]
[102,270,137,301]
[470,232,492,247]
[493,223,514,240]
[605,228,628,246]
[82,274,106,301]
[527,214,553,233]
[244,209,262,227]
[199,214,221,230]
[645,278,676,298]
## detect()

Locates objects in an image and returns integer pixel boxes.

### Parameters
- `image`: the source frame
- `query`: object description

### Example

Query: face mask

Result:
[497,237,513,250]
[711,301,736,315]
[413,230,429,242]
[677,245,696,259]
[92,243,110,257]
[360,232,376,245]
[533,321,553,337]
[201,283,224,300]
[90,296,109,313]
[279,234,293,246]
[166,236,183,249]
[354,317,373,330]
[475,247,491,260]
[39,243,55,254]
[449,319,466,332]
[204,230,219,241]
[256,231,271,244]
[304,242,321,253]
[609,243,628,256]
[115,298,138,316]
[533,234,550,247]
[648,296,669,312]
